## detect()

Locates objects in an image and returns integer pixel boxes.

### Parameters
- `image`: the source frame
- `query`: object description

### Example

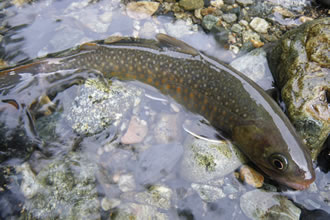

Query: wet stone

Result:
[191,183,226,202]
[65,79,143,136]
[180,136,246,183]
[121,116,148,144]
[111,203,168,219]
[202,14,220,31]
[222,13,237,23]
[267,17,330,159]
[179,0,204,10]
[135,185,172,210]
[249,17,269,33]
[231,23,243,33]
[101,197,121,211]
[230,47,274,90]
[239,165,264,188]
[19,152,100,219]
[236,0,254,7]
[126,1,160,20]
[153,113,180,143]
[240,189,301,220]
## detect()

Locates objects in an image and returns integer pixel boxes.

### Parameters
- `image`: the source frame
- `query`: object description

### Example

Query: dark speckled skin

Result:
[0,36,315,189]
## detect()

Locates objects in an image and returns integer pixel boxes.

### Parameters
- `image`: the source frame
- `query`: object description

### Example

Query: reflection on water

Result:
[0,0,329,219]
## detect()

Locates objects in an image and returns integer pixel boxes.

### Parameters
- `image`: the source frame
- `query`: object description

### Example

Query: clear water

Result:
[0,0,329,219]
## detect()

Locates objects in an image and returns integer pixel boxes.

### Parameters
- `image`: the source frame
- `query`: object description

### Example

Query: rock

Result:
[164,19,196,38]
[236,0,254,7]
[139,21,157,38]
[66,79,143,136]
[222,13,237,23]
[19,152,100,219]
[202,14,220,31]
[135,185,172,210]
[240,189,301,220]
[126,1,160,20]
[267,18,330,160]
[180,135,246,183]
[230,48,274,90]
[272,6,295,18]
[191,183,226,202]
[179,0,204,10]
[231,23,243,33]
[249,17,269,33]
[101,197,121,211]
[210,0,224,8]
[242,29,261,43]
[121,116,148,144]
[17,163,40,199]
[118,174,136,192]
[239,165,264,188]
[111,203,168,219]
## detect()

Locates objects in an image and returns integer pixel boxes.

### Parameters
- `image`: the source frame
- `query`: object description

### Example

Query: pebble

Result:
[191,183,226,202]
[236,0,254,7]
[231,23,243,33]
[121,116,148,144]
[202,14,220,30]
[210,0,224,8]
[239,165,264,188]
[101,197,121,211]
[118,174,136,192]
[249,17,269,33]
[135,185,172,210]
[126,1,160,20]
[179,0,204,10]
[222,13,237,23]
[240,189,301,220]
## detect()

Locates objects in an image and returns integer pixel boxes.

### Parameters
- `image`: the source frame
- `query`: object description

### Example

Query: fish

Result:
[0,34,315,190]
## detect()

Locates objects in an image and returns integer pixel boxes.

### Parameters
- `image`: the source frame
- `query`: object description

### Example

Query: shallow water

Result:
[0,0,329,219]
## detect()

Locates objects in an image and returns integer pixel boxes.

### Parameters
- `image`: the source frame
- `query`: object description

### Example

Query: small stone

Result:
[191,183,226,202]
[121,116,148,144]
[118,174,136,192]
[236,0,254,7]
[126,1,160,20]
[179,0,204,10]
[224,0,236,4]
[229,45,239,54]
[272,6,295,18]
[210,0,224,8]
[135,185,172,210]
[299,16,313,23]
[240,189,301,220]
[231,23,243,33]
[154,114,180,143]
[101,197,121,211]
[202,14,220,31]
[239,19,249,27]
[242,30,260,43]
[222,13,237,23]
[250,38,264,48]
[250,17,269,33]
[239,165,264,188]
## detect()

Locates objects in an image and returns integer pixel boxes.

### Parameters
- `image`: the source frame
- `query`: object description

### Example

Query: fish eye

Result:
[269,153,288,171]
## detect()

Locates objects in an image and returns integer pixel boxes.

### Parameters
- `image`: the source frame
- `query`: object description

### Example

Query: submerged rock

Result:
[180,135,246,183]
[18,152,100,219]
[240,189,301,220]
[179,0,204,10]
[66,78,143,136]
[267,18,330,160]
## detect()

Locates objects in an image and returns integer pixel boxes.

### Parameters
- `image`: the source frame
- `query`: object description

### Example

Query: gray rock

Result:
[153,114,181,143]
[231,23,243,33]
[135,185,172,210]
[240,189,301,220]
[236,0,254,7]
[191,183,226,202]
[230,48,274,90]
[180,136,246,183]
[19,152,100,219]
[112,203,168,220]
[222,13,237,23]
[224,0,236,5]
[249,17,269,33]
[202,14,220,31]
[65,79,143,135]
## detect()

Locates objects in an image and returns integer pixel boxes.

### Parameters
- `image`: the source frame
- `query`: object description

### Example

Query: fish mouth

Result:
[279,177,315,190]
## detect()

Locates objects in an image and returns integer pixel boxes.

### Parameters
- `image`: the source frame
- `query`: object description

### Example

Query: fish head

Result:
[232,120,315,190]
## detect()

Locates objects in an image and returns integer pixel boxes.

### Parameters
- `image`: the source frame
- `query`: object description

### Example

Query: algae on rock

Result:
[267,18,330,160]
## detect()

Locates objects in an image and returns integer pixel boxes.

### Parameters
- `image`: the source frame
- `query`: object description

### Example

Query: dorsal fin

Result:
[156,34,199,56]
